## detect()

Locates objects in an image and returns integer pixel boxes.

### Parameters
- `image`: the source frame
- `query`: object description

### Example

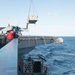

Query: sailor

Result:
[13,26,19,33]
[13,26,19,38]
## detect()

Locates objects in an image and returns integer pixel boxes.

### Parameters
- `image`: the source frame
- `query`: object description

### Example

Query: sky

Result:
[0,0,75,36]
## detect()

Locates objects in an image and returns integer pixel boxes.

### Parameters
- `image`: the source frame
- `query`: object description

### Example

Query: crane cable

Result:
[28,0,38,17]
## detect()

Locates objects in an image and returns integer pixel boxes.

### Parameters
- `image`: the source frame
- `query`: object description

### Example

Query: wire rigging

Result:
[28,0,32,17]
[27,0,38,25]
[28,0,37,16]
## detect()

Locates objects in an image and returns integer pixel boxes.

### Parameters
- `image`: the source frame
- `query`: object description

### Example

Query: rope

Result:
[43,36,47,47]
[28,0,32,17]
[32,0,38,16]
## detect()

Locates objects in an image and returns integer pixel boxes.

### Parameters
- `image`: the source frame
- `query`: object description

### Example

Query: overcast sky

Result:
[0,0,75,36]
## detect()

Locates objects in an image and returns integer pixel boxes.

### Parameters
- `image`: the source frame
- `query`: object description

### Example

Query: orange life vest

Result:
[6,31,15,40]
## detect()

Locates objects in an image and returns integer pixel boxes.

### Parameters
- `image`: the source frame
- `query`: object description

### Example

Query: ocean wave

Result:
[28,37,75,74]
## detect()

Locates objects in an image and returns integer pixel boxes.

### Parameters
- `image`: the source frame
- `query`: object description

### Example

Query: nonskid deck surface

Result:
[0,39,18,75]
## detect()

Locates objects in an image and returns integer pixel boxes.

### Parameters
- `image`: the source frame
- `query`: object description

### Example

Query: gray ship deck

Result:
[0,39,18,75]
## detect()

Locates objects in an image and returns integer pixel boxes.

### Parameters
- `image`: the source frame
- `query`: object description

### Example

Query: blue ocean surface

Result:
[28,37,75,75]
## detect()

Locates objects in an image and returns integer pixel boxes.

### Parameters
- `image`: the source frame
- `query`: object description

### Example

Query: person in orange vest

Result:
[6,30,16,43]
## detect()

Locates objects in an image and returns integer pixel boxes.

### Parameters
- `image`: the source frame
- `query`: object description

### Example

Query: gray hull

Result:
[18,36,54,49]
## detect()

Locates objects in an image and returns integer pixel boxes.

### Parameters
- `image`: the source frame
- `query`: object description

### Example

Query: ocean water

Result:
[27,37,75,75]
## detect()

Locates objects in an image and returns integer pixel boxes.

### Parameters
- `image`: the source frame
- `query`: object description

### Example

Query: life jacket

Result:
[6,31,15,40]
